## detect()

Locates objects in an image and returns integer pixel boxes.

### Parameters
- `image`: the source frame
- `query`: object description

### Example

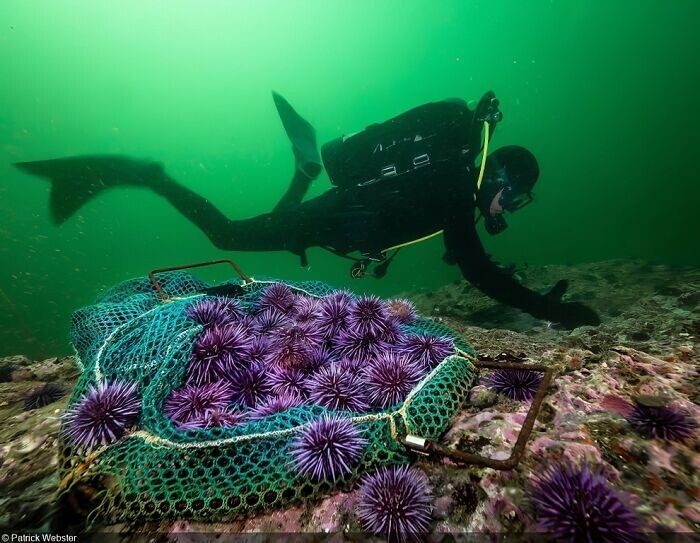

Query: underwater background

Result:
[0,0,698,359]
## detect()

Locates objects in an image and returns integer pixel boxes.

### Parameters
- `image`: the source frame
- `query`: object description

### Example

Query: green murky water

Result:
[1,0,698,358]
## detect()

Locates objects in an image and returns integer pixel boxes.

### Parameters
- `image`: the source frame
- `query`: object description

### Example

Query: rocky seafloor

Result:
[1,259,698,539]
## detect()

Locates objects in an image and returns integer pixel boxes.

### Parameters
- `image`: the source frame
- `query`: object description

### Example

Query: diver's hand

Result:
[544,279,568,303]
[545,301,601,329]
[475,91,503,125]
[535,280,601,329]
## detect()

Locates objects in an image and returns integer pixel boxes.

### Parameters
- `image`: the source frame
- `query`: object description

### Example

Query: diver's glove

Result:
[533,280,601,329]
[474,91,503,125]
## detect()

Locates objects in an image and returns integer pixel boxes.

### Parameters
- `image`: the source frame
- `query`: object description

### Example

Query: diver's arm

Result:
[443,217,600,328]
[443,217,544,312]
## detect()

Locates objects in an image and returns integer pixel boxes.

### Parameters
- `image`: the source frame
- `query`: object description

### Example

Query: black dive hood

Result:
[477,145,539,235]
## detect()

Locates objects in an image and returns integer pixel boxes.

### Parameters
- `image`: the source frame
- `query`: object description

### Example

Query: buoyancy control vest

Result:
[321,99,478,189]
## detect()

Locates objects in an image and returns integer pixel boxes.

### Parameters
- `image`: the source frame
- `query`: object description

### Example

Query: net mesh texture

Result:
[62,272,477,523]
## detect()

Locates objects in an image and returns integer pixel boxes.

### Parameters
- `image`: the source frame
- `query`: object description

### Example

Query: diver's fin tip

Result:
[272,91,289,110]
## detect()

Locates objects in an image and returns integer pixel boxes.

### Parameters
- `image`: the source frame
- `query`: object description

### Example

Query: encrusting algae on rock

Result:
[1,260,698,539]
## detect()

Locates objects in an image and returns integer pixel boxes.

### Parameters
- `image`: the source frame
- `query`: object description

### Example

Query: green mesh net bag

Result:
[60,269,477,524]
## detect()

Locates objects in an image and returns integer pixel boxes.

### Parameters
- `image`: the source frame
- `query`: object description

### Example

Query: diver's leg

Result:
[273,169,316,213]
[13,155,296,253]
[150,174,303,252]
[272,92,322,212]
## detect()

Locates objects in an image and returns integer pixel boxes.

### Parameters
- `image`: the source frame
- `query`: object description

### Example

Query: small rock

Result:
[678,291,700,307]
[677,345,693,361]
[1,355,35,382]
[634,394,672,408]
[433,496,453,519]
[468,385,497,408]
[681,503,700,524]
[11,368,34,382]
[0,355,33,368]
[32,358,62,380]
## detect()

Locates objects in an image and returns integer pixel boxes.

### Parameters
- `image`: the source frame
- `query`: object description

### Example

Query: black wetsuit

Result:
[14,98,601,328]
[145,101,559,323]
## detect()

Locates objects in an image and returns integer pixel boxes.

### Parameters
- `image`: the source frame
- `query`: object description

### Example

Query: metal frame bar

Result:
[148,258,253,300]
[402,360,553,470]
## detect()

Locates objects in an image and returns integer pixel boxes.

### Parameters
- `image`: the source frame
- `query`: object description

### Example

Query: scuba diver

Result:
[13,91,600,329]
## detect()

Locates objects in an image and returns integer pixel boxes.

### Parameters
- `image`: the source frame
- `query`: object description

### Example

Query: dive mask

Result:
[481,168,534,235]
[500,184,534,212]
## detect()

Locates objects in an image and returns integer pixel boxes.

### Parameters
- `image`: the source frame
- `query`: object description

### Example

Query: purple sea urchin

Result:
[349,295,392,337]
[163,381,232,427]
[258,283,297,315]
[276,322,324,350]
[485,368,543,401]
[364,352,424,408]
[317,292,352,338]
[229,362,273,408]
[291,414,366,482]
[385,298,417,324]
[336,356,363,374]
[188,323,253,384]
[64,380,140,450]
[626,404,697,442]
[246,335,276,367]
[334,328,384,363]
[357,465,432,542]
[249,393,304,419]
[186,297,244,327]
[528,463,642,543]
[24,382,67,411]
[268,366,309,398]
[254,308,291,335]
[304,345,334,374]
[269,338,308,370]
[306,365,369,412]
[292,296,322,324]
[382,318,403,344]
[181,407,248,429]
[399,334,454,369]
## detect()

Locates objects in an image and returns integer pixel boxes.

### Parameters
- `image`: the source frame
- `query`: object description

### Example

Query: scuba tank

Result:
[321,99,477,188]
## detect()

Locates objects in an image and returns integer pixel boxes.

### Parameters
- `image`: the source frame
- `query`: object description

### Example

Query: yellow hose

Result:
[476,120,490,191]
[383,230,444,252]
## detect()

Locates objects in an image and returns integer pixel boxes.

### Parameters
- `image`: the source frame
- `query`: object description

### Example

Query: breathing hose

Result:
[476,120,490,191]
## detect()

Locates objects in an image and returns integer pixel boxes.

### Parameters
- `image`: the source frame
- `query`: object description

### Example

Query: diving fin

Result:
[272,91,322,179]
[14,155,164,224]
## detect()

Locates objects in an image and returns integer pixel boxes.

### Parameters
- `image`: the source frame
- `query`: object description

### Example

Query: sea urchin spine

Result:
[528,463,642,543]
[186,296,244,327]
[291,414,366,482]
[24,382,67,411]
[63,380,140,450]
[363,352,425,408]
[357,465,432,542]
[626,403,697,442]
[306,364,369,413]
[398,333,455,369]
[163,380,232,427]
[485,368,543,401]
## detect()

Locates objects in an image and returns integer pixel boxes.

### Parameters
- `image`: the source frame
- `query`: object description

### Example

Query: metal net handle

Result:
[401,360,554,470]
[148,258,253,301]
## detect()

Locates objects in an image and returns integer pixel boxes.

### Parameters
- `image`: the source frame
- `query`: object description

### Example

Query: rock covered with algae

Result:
[0,259,698,539]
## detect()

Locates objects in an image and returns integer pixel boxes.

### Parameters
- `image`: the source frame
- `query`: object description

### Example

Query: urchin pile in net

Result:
[60,271,477,523]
